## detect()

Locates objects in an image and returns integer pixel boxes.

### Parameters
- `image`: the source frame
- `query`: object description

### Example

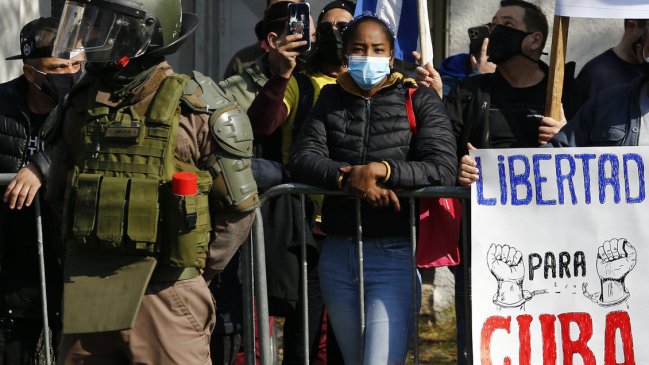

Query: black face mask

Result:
[316,22,345,67]
[487,25,532,64]
[39,70,82,101]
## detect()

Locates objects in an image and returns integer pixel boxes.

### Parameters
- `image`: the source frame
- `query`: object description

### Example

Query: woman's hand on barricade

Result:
[365,186,401,212]
[340,163,401,212]
[412,51,443,99]
[458,143,479,186]
[339,162,387,195]
[340,163,381,197]
[3,164,43,209]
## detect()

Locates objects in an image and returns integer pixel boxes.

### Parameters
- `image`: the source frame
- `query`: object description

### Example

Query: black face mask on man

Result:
[30,66,82,101]
[316,22,345,66]
[487,24,534,64]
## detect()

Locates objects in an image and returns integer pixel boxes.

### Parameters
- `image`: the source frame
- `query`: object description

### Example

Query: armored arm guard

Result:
[207,106,259,212]
[182,71,259,213]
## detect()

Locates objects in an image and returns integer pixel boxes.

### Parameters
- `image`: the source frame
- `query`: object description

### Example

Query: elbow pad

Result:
[207,106,259,212]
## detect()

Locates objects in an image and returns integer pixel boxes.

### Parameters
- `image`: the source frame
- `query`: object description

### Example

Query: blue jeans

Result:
[319,235,421,365]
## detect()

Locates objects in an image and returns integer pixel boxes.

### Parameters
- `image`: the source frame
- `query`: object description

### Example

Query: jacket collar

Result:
[245,54,272,89]
[94,61,171,107]
[337,71,404,98]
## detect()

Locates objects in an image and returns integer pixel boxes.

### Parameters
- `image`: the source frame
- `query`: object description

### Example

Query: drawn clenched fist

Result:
[487,243,525,283]
[584,238,637,307]
[596,238,637,280]
[487,243,539,308]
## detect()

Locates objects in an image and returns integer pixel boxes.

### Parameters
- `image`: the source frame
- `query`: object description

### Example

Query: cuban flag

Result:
[354,0,433,63]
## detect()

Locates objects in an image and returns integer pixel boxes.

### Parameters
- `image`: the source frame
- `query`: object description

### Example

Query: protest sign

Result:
[555,0,649,19]
[471,147,649,365]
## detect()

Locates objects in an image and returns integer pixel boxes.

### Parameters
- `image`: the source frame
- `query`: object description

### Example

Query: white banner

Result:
[471,147,649,365]
[555,0,649,19]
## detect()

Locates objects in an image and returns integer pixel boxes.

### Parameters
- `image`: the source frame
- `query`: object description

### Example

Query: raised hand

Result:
[412,51,443,99]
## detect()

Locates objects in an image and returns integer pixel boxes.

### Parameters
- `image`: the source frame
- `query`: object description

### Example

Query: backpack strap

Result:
[406,87,417,135]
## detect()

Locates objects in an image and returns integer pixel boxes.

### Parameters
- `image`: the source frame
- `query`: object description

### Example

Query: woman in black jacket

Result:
[289,12,457,365]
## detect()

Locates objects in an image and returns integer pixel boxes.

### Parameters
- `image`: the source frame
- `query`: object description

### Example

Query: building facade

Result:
[0,1,623,91]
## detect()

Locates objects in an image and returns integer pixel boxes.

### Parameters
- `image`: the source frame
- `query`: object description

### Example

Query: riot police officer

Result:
[44,0,258,363]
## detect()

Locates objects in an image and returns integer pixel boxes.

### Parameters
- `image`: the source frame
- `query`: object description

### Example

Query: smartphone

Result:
[468,24,491,59]
[288,2,311,53]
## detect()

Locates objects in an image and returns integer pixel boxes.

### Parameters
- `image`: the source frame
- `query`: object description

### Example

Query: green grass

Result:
[406,312,458,365]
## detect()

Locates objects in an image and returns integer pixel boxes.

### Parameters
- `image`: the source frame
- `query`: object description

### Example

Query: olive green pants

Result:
[59,275,216,364]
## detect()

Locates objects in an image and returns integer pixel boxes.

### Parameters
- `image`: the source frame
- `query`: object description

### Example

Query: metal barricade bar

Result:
[250,183,470,365]
[0,174,17,185]
[253,208,272,364]
[410,197,419,365]
[241,232,256,365]
[299,194,310,362]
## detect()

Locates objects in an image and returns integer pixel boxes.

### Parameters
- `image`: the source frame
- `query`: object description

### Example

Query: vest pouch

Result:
[95,177,129,247]
[126,178,159,251]
[159,187,210,268]
[71,173,103,238]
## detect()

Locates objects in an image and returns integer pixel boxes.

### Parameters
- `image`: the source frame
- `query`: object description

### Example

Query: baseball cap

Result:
[317,0,355,24]
[262,1,292,38]
[6,17,59,60]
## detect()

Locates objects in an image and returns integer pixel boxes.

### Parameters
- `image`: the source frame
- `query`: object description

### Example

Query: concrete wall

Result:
[448,0,622,73]
[0,0,50,82]
[0,1,627,82]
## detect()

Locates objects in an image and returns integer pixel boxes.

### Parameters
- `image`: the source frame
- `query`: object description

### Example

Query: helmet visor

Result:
[52,1,155,62]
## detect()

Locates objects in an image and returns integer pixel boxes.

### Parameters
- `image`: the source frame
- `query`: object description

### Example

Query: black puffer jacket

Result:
[0,76,61,318]
[0,76,31,172]
[289,73,457,237]
[0,76,51,176]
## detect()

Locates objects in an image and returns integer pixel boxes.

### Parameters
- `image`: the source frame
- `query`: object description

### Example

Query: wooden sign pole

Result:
[417,0,434,65]
[545,15,570,120]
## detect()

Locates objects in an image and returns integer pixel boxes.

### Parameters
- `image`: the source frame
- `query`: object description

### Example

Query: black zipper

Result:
[361,99,371,164]
[18,111,31,168]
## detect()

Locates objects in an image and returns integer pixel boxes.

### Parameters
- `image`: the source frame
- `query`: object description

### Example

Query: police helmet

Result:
[52,0,198,62]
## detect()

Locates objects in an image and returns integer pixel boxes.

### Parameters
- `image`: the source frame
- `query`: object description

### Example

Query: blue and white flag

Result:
[354,0,432,63]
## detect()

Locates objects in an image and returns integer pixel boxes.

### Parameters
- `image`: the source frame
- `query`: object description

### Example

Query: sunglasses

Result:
[319,21,349,32]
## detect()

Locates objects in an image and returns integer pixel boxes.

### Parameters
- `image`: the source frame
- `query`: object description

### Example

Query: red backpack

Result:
[406,87,462,268]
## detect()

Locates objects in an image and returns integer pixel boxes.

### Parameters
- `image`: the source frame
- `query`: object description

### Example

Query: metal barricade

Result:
[0,174,52,365]
[245,183,470,365]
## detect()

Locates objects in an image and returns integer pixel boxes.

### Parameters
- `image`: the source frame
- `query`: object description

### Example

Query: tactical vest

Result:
[63,74,212,272]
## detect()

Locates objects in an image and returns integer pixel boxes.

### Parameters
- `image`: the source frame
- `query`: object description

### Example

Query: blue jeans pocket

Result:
[375,238,411,259]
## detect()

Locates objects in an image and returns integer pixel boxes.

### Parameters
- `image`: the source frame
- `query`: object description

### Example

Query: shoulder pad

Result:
[209,106,254,158]
[181,70,234,113]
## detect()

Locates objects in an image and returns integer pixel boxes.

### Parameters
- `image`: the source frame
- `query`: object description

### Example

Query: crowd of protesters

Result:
[1,0,649,364]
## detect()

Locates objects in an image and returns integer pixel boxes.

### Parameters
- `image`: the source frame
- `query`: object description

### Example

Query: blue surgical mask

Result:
[347,55,391,90]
